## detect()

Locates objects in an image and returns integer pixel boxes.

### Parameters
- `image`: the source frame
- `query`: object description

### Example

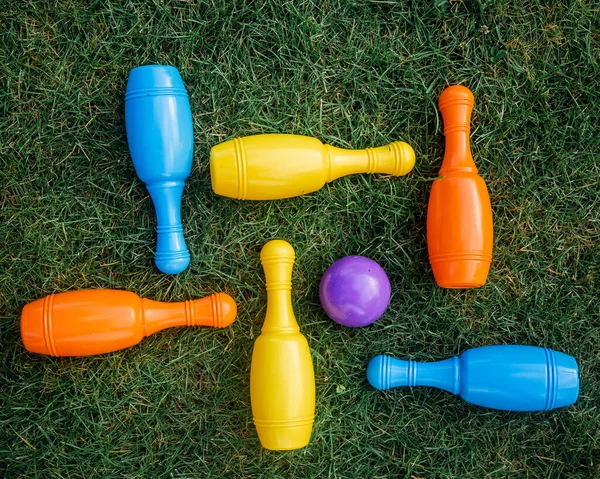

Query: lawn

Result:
[1,1,599,478]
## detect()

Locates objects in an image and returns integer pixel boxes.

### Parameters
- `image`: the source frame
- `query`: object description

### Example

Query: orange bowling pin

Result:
[427,86,493,288]
[250,240,316,450]
[21,290,237,356]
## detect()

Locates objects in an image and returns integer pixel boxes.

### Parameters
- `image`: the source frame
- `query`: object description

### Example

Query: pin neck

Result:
[260,241,299,334]
[324,142,408,181]
[141,298,187,336]
[324,144,372,181]
[439,88,477,176]
[262,288,299,333]
[440,132,477,176]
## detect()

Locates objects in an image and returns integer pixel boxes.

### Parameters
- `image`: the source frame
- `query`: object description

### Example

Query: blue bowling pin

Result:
[125,65,193,274]
[367,345,579,411]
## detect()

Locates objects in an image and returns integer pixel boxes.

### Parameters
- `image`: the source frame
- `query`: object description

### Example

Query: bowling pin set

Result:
[20,65,579,451]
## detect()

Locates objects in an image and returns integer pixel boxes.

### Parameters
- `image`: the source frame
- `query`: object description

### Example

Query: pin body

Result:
[427,86,493,288]
[210,134,415,200]
[250,240,315,450]
[125,65,194,274]
[367,345,579,411]
[21,290,236,356]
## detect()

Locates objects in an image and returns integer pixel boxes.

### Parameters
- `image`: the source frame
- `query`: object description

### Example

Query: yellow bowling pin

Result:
[250,240,316,450]
[210,133,415,200]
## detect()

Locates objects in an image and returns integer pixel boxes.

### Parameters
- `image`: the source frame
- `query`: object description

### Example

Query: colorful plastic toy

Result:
[427,85,493,288]
[125,65,193,274]
[367,345,579,411]
[250,240,315,450]
[319,256,391,327]
[21,290,236,356]
[210,134,415,200]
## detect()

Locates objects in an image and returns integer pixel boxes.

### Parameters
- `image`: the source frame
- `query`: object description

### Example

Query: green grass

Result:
[1,1,599,477]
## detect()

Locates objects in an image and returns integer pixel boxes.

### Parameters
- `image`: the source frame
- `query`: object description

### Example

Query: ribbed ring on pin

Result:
[438,96,473,111]
[184,300,194,327]
[253,415,315,428]
[233,137,247,200]
[389,142,405,176]
[429,251,492,264]
[443,124,470,135]
[125,87,188,101]
[43,294,58,357]
[156,224,184,234]
[260,255,295,266]
[365,147,376,174]
[545,348,557,411]
[155,250,190,261]
[407,360,417,387]
[211,294,223,328]
[265,280,292,292]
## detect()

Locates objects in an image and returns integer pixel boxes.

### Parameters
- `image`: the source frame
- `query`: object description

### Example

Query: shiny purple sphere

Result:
[319,256,391,327]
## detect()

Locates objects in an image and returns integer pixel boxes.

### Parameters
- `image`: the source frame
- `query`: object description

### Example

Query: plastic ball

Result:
[319,256,391,327]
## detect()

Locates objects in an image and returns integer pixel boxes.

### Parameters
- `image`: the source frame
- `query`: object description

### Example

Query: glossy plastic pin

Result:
[367,345,579,411]
[427,85,493,288]
[125,65,194,274]
[210,134,415,200]
[21,290,237,356]
[250,240,316,450]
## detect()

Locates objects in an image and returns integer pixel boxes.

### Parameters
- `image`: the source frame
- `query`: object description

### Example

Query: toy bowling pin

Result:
[250,240,315,450]
[210,134,415,200]
[21,290,236,356]
[125,65,193,274]
[367,345,579,411]
[427,85,493,288]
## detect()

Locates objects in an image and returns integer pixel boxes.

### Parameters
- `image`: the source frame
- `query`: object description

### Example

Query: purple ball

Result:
[319,256,391,327]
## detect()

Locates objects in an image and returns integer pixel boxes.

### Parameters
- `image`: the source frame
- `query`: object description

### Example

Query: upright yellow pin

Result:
[250,240,316,450]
